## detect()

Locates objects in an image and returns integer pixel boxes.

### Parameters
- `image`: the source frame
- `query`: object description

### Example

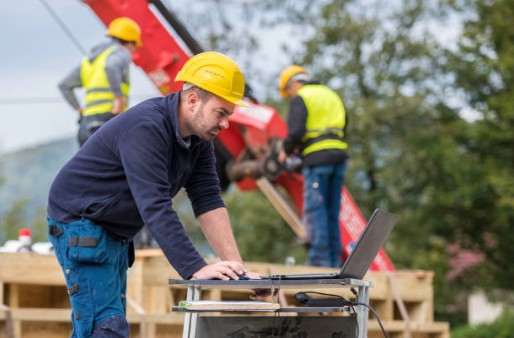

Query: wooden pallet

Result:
[0,250,449,338]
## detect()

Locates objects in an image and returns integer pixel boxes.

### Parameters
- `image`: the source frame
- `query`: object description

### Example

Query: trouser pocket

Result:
[47,218,66,266]
[66,219,109,264]
[68,279,95,338]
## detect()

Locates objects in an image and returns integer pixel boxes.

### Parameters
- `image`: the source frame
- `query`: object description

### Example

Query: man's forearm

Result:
[58,67,83,111]
[197,207,242,262]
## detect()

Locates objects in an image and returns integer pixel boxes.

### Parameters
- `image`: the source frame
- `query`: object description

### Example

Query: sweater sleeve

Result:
[184,141,225,217]
[117,119,206,279]
[283,96,308,154]
[58,66,82,111]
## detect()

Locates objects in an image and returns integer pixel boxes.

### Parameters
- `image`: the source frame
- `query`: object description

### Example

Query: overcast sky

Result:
[0,1,466,155]
[0,1,166,154]
[0,0,290,155]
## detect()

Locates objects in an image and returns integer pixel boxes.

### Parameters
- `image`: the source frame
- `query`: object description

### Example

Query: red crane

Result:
[82,0,394,272]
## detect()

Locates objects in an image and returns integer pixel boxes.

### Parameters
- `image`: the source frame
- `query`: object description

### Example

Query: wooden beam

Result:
[255,178,306,239]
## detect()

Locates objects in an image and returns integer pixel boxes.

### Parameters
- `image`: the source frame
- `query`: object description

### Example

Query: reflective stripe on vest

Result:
[80,46,130,116]
[297,84,348,155]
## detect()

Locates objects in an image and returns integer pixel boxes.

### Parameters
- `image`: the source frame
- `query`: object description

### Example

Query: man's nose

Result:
[219,116,230,129]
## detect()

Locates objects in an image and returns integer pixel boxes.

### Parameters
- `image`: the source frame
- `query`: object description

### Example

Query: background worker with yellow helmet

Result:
[47,51,256,337]
[278,65,349,268]
[58,17,142,146]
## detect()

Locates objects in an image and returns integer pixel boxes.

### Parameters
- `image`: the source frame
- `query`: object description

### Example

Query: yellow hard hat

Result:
[107,17,142,47]
[278,65,308,98]
[175,52,247,106]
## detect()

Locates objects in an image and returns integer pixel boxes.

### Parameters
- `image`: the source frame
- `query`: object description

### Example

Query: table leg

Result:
[182,285,201,338]
[356,285,370,338]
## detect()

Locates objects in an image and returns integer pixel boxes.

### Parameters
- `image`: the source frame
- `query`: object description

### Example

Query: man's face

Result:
[124,42,138,54]
[189,94,235,141]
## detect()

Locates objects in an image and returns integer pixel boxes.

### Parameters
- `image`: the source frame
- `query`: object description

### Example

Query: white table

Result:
[169,278,373,338]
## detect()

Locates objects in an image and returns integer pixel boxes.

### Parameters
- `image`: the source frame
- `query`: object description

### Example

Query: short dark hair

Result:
[181,83,213,102]
[111,37,136,46]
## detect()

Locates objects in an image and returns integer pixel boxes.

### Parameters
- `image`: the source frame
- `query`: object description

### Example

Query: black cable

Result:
[270,277,282,337]
[38,0,87,55]
[272,311,283,337]
[349,304,359,338]
[352,302,390,338]
[294,290,390,338]
[298,291,348,300]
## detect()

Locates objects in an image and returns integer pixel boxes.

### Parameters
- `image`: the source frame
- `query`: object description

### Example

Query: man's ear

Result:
[186,90,200,108]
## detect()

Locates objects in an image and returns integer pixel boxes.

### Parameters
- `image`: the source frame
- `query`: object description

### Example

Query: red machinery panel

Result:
[84,0,191,95]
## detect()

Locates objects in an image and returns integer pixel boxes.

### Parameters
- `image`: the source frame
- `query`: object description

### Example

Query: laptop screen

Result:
[260,208,398,281]
[338,208,398,279]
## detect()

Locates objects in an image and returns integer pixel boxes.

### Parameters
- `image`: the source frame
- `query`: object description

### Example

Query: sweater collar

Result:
[169,91,192,149]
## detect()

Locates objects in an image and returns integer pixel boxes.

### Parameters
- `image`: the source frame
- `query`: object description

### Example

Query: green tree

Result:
[172,187,306,264]
[224,188,307,264]
[442,0,514,291]
[256,0,485,322]
[172,0,513,323]
[0,199,28,243]
[452,311,514,338]
[0,199,48,246]
[178,0,461,269]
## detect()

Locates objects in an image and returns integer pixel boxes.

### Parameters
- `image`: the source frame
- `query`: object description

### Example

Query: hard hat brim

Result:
[233,99,249,107]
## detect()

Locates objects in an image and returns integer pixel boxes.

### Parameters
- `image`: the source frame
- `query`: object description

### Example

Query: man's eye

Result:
[217,110,229,118]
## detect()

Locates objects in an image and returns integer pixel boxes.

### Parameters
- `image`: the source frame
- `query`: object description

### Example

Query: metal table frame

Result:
[169,278,373,338]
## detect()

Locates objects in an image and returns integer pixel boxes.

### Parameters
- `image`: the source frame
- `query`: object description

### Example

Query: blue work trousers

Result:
[302,162,347,268]
[47,218,130,338]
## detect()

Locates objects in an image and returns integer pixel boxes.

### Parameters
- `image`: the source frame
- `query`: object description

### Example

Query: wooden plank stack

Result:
[0,250,449,338]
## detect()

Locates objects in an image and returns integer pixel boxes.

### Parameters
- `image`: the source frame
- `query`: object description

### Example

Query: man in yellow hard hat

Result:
[278,65,348,268]
[58,17,142,147]
[47,51,254,337]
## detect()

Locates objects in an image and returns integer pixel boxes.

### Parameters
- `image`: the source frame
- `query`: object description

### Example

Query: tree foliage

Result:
[0,199,47,245]
[169,0,513,301]
[270,0,475,319]
[174,0,514,324]
[224,188,307,264]
[452,311,514,338]
[442,0,514,291]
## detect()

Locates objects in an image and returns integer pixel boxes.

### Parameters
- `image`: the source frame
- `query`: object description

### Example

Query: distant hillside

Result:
[0,137,214,254]
[0,137,78,222]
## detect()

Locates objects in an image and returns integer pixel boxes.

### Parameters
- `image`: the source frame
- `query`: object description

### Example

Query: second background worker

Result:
[278,65,349,268]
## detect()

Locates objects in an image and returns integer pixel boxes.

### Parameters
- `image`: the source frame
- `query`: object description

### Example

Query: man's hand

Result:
[76,108,83,123]
[190,265,276,300]
[278,149,287,164]
[111,97,125,115]
[190,261,247,280]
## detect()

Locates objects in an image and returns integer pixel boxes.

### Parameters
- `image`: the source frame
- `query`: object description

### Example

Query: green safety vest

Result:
[297,84,348,155]
[80,46,130,116]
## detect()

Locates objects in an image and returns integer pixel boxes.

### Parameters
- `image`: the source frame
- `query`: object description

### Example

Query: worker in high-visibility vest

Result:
[58,17,142,146]
[278,65,349,268]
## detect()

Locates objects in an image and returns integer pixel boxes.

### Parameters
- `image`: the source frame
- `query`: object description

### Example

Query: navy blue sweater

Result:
[47,92,224,278]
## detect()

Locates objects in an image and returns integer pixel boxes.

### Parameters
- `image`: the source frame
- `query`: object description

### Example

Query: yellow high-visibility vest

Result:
[297,84,348,155]
[80,46,130,116]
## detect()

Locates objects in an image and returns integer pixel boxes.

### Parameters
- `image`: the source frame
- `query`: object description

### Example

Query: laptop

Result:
[261,208,398,280]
